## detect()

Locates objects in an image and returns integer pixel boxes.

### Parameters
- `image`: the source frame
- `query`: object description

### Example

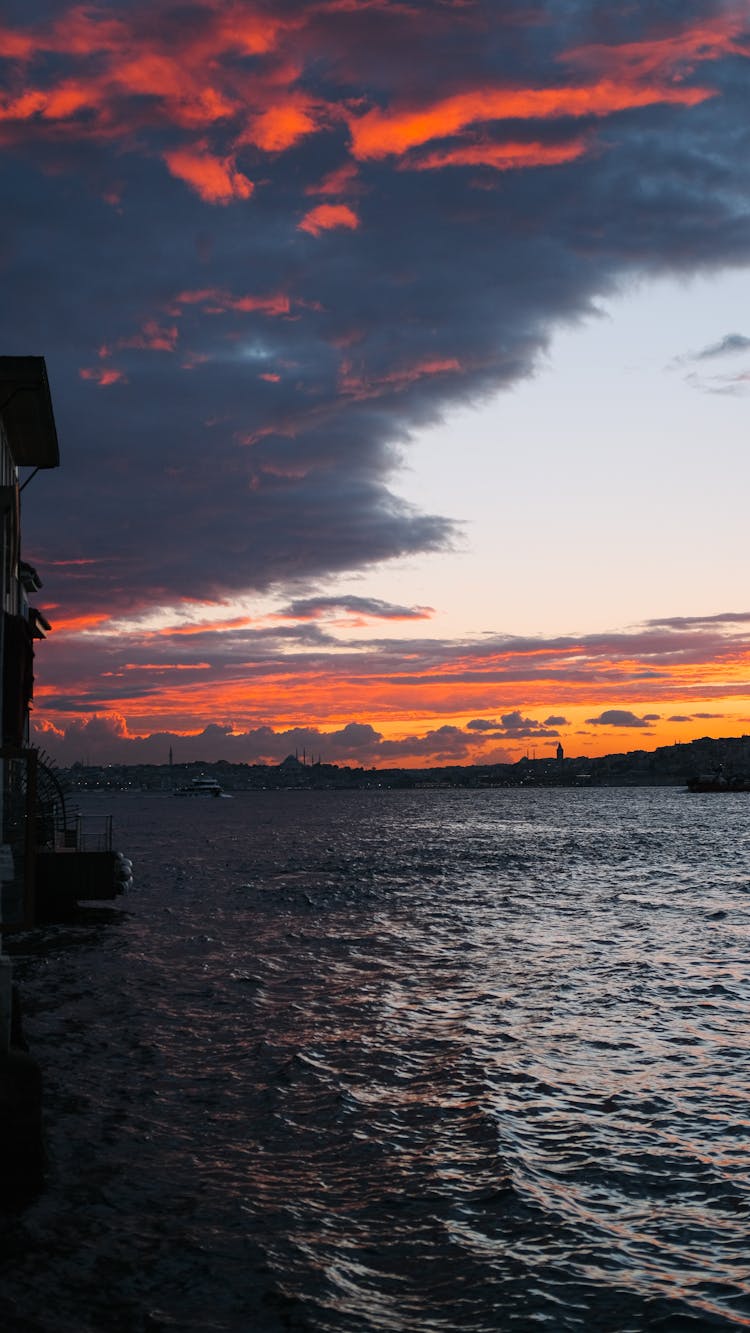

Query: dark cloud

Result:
[690,333,750,361]
[667,711,725,722]
[646,612,750,630]
[377,726,475,762]
[467,711,559,739]
[278,595,433,621]
[0,0,744,628]
[672,334,750,394]
[544,714,568,726]
[35,713,487,767]
[585,710,656,727]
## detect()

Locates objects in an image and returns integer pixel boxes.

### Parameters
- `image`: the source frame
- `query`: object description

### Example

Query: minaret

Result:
[556,742,564,764]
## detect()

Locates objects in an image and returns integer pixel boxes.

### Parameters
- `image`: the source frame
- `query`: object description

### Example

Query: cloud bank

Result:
[0,1,745,613]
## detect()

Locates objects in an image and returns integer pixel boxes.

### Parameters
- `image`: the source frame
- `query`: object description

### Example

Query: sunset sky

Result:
[3,0,750,768]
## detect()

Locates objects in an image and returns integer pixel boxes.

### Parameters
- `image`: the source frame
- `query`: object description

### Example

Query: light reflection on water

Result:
[3,786,750,1331]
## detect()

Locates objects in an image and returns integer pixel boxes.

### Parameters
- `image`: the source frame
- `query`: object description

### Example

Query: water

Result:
[3,786,750,1331]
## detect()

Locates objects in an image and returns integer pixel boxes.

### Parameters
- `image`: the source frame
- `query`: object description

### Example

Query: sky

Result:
[2,0,750,768]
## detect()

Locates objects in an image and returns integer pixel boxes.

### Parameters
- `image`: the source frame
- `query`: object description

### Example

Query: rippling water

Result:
[3,787,750,1331]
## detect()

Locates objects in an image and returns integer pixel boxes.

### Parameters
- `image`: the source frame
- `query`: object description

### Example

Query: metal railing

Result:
[72,813,113,853]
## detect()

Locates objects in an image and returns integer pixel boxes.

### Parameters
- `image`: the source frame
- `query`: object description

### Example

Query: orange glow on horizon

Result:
[30,685,750,768]
[31,575,750,762]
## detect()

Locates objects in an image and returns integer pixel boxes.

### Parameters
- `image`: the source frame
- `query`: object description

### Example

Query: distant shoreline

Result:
[57,733,750,793]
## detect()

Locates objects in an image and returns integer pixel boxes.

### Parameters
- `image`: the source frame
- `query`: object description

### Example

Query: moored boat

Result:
[687,773,750,792]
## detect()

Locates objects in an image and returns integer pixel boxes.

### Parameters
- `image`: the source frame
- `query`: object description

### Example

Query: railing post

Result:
[23,747,37,928]
[0,952,11,1053]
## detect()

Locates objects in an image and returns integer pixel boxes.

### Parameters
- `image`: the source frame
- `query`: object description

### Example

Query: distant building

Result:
[556,742,564,763]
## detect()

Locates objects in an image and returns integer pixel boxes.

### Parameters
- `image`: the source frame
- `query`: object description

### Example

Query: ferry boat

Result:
[175,776,230,798]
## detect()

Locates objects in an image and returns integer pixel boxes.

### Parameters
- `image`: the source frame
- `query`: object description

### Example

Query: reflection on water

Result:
[3,787,750,1330]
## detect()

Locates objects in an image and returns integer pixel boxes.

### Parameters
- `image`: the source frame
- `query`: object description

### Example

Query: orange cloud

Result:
[119,320,179,352]
[240,97,323,151]
[0,80,103,123]
[566,15,750,80]
[340,356,461,399]
[104,662,213,673]
[408,135,589,172]
[45,611,110,633]
[298,203,360,235]
[0,4,738,214]
[171,288,291,316]
[207,9,289,59]
[0,6,295,163]
[43,558,100,568]
[79,366,127,386]
[180,352,211,371]
[162,146,254,203]
[306,161,360,196]
[347,79,712,160]
[113,49,238,128]
[155,615,256,637]
[0,24,36,59]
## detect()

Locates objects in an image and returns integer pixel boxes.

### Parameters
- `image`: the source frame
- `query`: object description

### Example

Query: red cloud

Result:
[298,203,360,235]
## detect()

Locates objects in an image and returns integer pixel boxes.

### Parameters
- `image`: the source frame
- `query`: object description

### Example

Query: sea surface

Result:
[2,786,750,1332]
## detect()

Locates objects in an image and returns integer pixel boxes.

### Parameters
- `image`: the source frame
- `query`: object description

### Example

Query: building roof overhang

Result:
[0,356,60,469]
[19,560,43,593]
[29,607,52,640]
